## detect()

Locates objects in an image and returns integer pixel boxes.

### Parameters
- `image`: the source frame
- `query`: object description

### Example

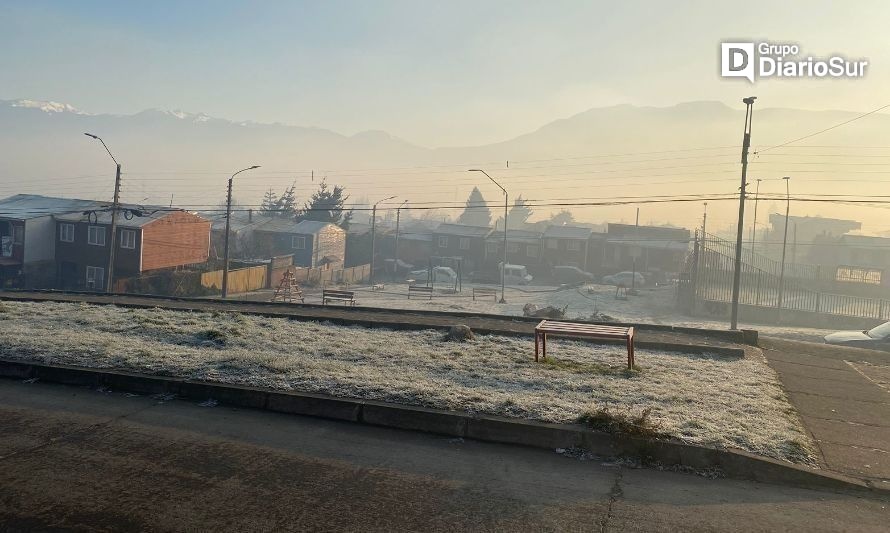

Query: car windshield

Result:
[867,321,890,338]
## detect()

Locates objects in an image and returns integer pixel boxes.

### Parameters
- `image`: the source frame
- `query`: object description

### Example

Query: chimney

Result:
[248,208,253,222]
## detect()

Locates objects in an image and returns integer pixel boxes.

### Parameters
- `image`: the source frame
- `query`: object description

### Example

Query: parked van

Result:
[499,263,533,285]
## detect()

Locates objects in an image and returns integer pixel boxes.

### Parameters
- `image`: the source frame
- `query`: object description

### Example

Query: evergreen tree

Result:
[507,195,533,228]
[299,180,351,227]
[260,189,278,215]
[456,187,491,227]
[549,209,575,226]
[273,182,299,218]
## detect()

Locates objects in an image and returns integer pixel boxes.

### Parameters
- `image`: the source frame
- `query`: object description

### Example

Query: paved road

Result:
[1,379,887,532]
[761,338,890,486]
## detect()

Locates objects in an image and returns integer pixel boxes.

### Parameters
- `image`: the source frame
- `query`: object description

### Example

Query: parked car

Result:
[408,266,457,285]
[500,263,533,285]
[552,265,595,284]
[602,271,645,287]
[824,321,890,351]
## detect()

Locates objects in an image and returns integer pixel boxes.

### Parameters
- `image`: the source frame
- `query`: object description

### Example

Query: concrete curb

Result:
[1,359,881,495]
[0,291,747,358]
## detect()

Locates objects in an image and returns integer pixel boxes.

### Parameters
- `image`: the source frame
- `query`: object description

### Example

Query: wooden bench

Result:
[322,289,356,306]
[534,320,635,369]
[473,287,498,301]
[408,285,433,300]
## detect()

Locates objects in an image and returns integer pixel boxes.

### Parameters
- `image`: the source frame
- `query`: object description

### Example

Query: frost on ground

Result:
[247,282,838,342]
[0,301,816,464]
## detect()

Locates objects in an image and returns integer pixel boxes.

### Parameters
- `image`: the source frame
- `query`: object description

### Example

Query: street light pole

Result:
[750,178,762,257]
[777,176,791,311]
[468,169,507,303]
[369,196,396,286]
[84,133,121,293]
[730,96,757,330]
[222,165,261,298]
[393,200,408,279]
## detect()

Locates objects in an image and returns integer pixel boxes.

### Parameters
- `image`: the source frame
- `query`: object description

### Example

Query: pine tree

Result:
[456,187,491,227]
[507,195,533,228]
[274,182,299,218]
[260,189,278,215]
[299,180,351,227]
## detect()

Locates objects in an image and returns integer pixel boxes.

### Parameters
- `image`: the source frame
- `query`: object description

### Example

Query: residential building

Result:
[430,223,492,271]
[0,194,104,288]
[55,207,211,290]
[542,226,594,270]
[604,223,690,274]
[252,219,346,268]
[483,229,543,272]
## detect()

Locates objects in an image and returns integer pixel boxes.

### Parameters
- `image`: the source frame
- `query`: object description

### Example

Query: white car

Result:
[824,321,890,351]
[408,266,457,284]
[500,263,533,285]
[602,271,645,287]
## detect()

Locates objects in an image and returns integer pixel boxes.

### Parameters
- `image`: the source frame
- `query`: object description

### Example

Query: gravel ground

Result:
[0,300,816,464]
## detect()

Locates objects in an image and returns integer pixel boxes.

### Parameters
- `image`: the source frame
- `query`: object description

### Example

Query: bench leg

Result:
[534,332,539,362]
[541,333,547,361]
[626,337,634,369]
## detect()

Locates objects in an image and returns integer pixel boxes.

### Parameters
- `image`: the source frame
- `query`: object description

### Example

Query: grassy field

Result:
[0,300,816,464]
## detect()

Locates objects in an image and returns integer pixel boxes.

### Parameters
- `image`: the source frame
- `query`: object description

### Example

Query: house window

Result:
[13,225,24,244]
[437,236,448,248]
[85,266,105,289]
[486,242,498,253]
[292,235,306,250]
[87,226,106,246]
[566,240,581,251]
[59,223,75,243]
[507,242,520,253]
[458,237,470,250]
[120,229,136,249]
[527,245,538,258]
[546,239,558,249]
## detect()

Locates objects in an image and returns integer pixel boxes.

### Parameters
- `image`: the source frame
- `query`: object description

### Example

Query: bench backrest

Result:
[323,289,355,298]
[409,286,433,292]
[474,288,496,294]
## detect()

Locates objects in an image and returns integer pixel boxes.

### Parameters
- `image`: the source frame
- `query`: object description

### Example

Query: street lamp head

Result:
[83,132,99,139]
[742,96,757,105]
[249,165,260,169]
[782,176,791,180]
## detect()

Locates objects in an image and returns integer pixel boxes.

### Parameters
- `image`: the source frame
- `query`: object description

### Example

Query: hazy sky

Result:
[2,0,888,146]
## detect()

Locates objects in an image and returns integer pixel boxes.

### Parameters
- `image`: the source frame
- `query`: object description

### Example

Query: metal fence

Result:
[692,232,890,321]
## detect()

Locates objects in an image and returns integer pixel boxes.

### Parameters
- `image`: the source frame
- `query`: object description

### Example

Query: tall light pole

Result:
[750,178,763,259]
[702,202,708,235]
[369,195,396,285]
[393,200,408,279]
[222,165,261,298]
[777,176,791,311]
[469,169,507,303]
[84,133,121,293]
[730,96,757,330]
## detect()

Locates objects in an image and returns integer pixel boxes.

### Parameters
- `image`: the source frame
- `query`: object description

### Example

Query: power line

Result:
[755,103,890,154]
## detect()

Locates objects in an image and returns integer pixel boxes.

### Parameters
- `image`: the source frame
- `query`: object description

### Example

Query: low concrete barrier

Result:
[1,359,878,494]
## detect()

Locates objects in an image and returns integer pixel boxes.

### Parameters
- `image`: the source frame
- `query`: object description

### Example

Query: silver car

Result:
[824,321,890,351]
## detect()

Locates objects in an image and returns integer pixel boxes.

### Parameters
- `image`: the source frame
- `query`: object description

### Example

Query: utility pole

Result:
[369,196,396,286]
[393,200,408,279]
[631,207,639,292]
[469,169,507,303]
[730,96,757,330]
[750,178,762,258]
[777,176,791,311]
[702,202,708,236]
[222,165,261,298]
[83,133,121,293]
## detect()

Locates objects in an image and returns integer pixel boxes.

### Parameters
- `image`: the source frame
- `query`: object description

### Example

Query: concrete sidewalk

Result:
[762,338,890,487]
[1,379,888,531]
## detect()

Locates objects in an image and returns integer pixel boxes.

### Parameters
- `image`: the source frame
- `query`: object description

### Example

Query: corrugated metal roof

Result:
[434,223,492,237]
[486,229,542,243]
[0,194,105,220]
[254,217,343,235]
[543,225,594,239]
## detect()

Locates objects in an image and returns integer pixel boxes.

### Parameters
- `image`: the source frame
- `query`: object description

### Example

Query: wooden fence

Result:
[273,264,370,287]
[201,265,268,294]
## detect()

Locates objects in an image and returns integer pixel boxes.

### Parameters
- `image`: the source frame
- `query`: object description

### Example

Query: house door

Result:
[58,261,78,290]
